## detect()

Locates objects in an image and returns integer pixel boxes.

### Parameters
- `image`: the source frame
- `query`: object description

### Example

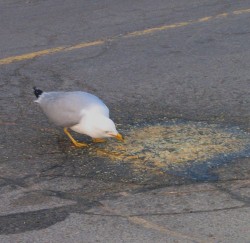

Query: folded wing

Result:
[37,91,109,127]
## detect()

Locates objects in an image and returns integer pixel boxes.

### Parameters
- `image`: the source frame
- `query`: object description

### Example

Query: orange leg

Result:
[64,128,88,147]
[92,138,106,143]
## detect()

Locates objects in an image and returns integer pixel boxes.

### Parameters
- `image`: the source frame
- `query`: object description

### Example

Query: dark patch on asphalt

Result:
[0,208,69,235]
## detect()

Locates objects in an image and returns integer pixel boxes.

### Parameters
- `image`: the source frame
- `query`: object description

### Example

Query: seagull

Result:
[33,87,124,147]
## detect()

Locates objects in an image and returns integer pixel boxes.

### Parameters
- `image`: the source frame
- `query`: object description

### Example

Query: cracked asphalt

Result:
[0,0,250,242]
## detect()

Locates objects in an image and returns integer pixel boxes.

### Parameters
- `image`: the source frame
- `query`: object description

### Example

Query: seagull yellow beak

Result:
[115,133,124,142]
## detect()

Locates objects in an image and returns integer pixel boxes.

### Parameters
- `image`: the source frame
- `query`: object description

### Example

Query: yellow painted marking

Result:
[0,41,105,65]
[64,40,105,51]
[197,16,213,22]
[216,13,229,18]
[233,8,250,15]
[128,216,210,243]
[101,204,209,243]
[0,8,249,65]
[0,47,65,65]
[124,22,190,37]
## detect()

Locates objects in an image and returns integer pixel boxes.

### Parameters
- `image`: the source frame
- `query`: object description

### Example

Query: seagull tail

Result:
[33,87,43,98]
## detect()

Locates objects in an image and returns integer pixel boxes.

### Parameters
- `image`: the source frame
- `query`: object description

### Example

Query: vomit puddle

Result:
[87,121,250,179]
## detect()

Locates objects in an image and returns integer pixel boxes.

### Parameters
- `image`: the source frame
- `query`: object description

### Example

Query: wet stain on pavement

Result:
[60,120,250,184]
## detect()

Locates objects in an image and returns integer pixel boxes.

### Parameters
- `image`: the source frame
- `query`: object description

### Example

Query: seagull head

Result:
[84,114,124,141]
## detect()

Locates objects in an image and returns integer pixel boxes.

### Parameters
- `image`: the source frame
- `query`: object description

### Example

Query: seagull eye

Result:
[105,131,110,134]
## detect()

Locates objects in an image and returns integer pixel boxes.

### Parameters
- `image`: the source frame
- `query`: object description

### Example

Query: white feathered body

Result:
[35,91,114,138]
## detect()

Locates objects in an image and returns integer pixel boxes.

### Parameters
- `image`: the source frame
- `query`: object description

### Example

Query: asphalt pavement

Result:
[0,1,250,242]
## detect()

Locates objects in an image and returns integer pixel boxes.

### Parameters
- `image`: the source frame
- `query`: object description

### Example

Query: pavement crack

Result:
[84,204,249,218]
[216,184,250,205]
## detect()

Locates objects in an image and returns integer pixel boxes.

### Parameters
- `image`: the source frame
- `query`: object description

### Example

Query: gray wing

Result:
[36,91,109,127]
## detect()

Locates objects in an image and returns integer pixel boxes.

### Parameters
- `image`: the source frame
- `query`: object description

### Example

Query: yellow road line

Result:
[64,40,105,51]
[128,216,210,243]
[0,46,65,65]
[101,204,210,243]
[124,22,190,38]
[0,8,249,65]
[0,41,105,65]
